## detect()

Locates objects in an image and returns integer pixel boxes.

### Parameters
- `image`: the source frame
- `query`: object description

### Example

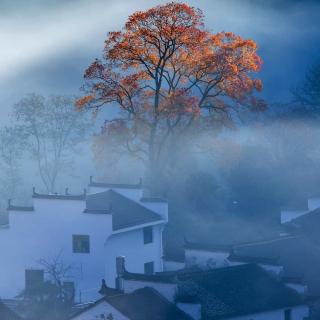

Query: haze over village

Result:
[0,1,320,320]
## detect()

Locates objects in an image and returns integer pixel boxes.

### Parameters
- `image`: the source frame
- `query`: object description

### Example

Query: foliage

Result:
[22,254,74,320]
[77,2,264,183]
[293,59,320,116]
[0,126,26,202]
[14,94,90,193]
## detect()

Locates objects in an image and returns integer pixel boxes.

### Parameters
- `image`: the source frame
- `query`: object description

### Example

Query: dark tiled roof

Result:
[0,301,21,320]
[83,209,112,214]
[175,264,304,320]
[106,287,192,320]
[86,190,163,231]
[7,205,34,212]
[32,192,86,201]
[89,176,142,189]
[233,235,320,296]
[123,271,176,283]
[70,288,192,320]
[124,265,304,320]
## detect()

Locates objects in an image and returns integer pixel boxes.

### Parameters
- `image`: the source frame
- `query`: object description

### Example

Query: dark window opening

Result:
[73,235,90,253]
[25,269,44,294]
[285,309,292,320]
[143,226,153,244]
[144,261,154,275]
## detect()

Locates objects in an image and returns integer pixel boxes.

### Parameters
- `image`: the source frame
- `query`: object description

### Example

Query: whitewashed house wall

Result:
[280,210,309,224]
[0,183,167,302]
[72,300,129,320]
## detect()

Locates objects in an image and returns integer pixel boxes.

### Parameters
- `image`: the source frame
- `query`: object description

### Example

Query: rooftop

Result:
[123,264,304,320]
[86,189,163,231]
[32,187,86,201]
[71,287,192,320]
[232,235,320,296]
[89,176,142,189]
[175,264,304,320]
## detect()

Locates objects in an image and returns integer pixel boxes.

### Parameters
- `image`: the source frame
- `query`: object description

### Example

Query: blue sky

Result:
[0,0,319,123]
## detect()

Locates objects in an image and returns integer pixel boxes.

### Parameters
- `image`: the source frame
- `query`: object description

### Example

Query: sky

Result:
[0,0,319,124]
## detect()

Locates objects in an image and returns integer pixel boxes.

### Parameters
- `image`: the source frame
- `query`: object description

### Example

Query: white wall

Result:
[185,248,230,269]
[0,192,166,302]
[105,224,164,288]
[71,300,129,320]
[285,283,308,295]
[0,198,112,301]
[308,198,320,211]
[123,279,177,302]
[225,305,309,320]
[280,210,309,224]
[163,260,185,271]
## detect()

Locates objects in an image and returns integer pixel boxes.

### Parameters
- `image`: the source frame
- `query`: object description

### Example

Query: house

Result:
[0,177,168,302]
[70,287,192,320]
[285,207,320,245]
[120,262,309,320]
[181,233,320,297]
[280,195,320,224]
[182,239,284,276]
[0,300,21,320]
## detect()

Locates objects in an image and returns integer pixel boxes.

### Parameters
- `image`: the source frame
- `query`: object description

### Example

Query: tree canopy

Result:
[77,2,264,182]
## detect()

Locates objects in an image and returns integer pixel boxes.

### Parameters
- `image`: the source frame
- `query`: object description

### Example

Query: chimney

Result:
[115,256,126,291]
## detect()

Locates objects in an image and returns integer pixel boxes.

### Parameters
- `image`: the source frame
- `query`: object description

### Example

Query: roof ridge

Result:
[89,176,142,189]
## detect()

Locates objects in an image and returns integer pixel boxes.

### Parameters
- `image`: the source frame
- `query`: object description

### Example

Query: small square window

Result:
[143,226,153,244]
[73,235,90,253]
[144,261,154,275]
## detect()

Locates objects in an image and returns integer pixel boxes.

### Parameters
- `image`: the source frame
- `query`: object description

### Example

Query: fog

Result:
[0,1,319,319]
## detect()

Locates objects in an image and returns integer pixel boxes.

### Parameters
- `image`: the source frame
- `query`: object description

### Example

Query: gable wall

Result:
[105,224,164,288]
[72,301,129,320]
[0,198,112,301]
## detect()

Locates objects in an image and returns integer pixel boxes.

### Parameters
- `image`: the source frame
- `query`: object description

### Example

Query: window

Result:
[284,309,292,320]
[25,269,44,293]
[73,235,90,253]
[143,226,153,244]
[144,261,154,275]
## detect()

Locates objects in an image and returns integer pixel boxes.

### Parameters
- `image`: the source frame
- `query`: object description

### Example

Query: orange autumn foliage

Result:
[78,2,264,173]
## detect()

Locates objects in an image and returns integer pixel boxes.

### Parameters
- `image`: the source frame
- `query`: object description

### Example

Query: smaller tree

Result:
[23,253,74,320]
[293,60,320,117]
[0,126,26,203]
[14,94,90,193]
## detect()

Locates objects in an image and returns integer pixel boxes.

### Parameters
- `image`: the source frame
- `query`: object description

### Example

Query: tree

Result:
[0,126,26,202]
[14,94,90,193]
[23,253,74,320]
[293,59,320,117]
[77,2,264,183]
